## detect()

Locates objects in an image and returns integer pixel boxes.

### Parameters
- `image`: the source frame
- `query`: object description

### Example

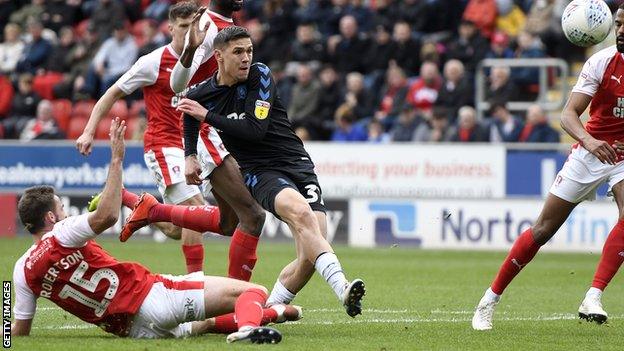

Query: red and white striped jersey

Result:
[115,11,233,152]
[13,214,156,337]
[573,45,624,146]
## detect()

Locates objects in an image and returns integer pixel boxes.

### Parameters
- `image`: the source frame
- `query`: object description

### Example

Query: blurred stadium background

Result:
[0,0,620,253]
[2,0,624,349]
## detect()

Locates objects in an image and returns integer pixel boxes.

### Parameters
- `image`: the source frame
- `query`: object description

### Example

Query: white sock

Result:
[586,287,603,298]
[484,287,501,302]
[266,280,296,306]
[314,252,348,300]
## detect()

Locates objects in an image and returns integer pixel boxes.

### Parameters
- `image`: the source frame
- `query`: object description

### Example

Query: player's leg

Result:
[267,211,327,305]
[197,276,281,344]
[211,190,239,237]
[208,155,265,281]
[473,183,592,331]
[580,179,624,323]
[190,304,302,335]
[472,193,577,330]
[273,188,365,316]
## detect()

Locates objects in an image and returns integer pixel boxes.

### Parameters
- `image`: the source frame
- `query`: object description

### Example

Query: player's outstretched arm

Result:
[76,85,127,156]
[171,7,216,93]
[561,91,617,165]
[88,118,126,234]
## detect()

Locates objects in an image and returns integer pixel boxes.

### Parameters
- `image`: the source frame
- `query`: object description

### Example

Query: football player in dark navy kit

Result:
[178,26,365,317]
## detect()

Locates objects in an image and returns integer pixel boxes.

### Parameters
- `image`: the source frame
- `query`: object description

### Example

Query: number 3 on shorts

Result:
[304,184,324,205]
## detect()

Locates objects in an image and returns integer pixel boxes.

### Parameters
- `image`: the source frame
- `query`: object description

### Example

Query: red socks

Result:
[228,229,259,281]
[213,308,278,334]
[234,288,267,329]
[121,189,140,208]
[148,203,222,234]
[491,228,541,295]
[182,244,204,273]
[592,220,624,291]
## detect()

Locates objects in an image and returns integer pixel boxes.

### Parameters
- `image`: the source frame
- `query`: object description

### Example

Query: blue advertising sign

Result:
[0,142,156,192]
[506,149,608,197]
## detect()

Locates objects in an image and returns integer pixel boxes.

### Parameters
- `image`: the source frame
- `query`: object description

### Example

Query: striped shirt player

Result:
[472,7,624,331]
[116,10,234,203]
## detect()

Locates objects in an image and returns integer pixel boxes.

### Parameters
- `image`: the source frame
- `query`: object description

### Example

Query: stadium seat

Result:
[95,117,114,140]
[74,19,90,39]
[67,116,89,140]
[129,99,146,118]
[108,100,129,120]
[52,99,72,132]
[72,100,96,119]
[32,73,64,100]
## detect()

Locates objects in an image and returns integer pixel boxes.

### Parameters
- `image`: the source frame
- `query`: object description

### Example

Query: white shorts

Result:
[549,145,624,203]
[128,272,206,339]
[143,128,229,204]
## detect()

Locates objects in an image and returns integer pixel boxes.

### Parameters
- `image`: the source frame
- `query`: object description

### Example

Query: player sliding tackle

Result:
[176,26,365,316]
[473,5,624,330]
[12,118,299,343]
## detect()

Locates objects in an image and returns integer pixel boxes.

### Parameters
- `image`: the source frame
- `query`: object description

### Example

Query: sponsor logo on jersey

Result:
[613,97,624,118]
[611,75,622,84]
[254,100,270,120]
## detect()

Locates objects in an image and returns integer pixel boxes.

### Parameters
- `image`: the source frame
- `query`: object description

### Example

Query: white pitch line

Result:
[291,314,624,325]
[33,314,624,330]
[34,325,95,330]
[307,308,410,313]
[36,307,61,311]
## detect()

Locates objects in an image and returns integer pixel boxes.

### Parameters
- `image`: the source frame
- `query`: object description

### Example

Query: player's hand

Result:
[76,132,94,156]
[185,155,202,185]
[612,140,624,154]
[188,7,210,50]
[177,98,208,121]
[109,117,126,161]
[584,137,617,165]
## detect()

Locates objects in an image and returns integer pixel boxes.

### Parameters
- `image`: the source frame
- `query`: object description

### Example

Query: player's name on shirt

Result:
[38,250,84,298]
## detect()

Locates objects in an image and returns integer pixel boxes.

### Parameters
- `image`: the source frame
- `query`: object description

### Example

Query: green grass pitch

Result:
[2,236,624,350]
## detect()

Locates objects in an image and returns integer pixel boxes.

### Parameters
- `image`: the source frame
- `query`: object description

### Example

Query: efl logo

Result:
[369,202,422,246]
[3,281,10,348]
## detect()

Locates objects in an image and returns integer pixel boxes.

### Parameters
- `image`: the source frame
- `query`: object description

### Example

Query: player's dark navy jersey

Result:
[184,62,310,171]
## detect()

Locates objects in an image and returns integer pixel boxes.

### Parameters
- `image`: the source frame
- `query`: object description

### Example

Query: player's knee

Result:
[249,284,268,296]
[162,225,182,240]
[285,203,316,229]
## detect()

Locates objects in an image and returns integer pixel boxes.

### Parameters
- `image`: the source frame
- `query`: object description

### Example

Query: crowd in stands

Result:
[0,0,589,143]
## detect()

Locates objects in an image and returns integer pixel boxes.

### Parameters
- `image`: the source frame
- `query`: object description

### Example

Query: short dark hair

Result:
[168,1,199,22]
[489,99,508,114]
[18,186,56,234]
[213,26,251,50]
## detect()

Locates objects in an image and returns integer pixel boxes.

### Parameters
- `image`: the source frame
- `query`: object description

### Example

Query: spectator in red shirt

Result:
[375,64,408,126]
[406,61,441,115]
[20,99,65,141]
[451,106,488,142]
